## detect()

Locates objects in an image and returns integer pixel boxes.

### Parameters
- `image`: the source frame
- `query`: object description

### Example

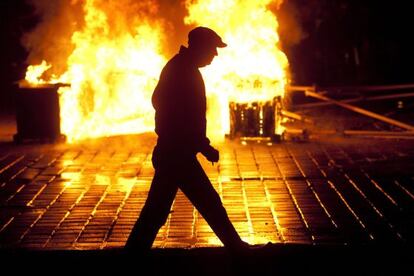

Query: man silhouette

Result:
[125,26,250,252]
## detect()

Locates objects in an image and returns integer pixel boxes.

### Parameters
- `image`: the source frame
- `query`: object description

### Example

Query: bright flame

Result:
[185,0,289,137]
[59,0,167,142]
[24,0,289,142]
[25,60,52,85]
[25,0,166,142]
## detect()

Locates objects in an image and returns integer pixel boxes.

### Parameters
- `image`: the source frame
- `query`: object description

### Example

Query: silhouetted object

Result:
[229,96,283,142]
[14,85,66,143]
[125,27,250,252]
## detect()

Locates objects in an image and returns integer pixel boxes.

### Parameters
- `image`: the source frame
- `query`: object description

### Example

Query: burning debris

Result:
[229,96,284,142]
[22,0,289,143]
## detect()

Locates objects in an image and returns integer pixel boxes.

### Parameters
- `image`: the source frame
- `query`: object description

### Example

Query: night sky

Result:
[1,0,414,113]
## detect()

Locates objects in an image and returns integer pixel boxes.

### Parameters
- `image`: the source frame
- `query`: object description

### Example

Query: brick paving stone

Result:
[1,136,413,250]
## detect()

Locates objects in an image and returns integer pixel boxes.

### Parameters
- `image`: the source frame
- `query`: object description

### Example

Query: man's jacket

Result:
[152,46,210,154]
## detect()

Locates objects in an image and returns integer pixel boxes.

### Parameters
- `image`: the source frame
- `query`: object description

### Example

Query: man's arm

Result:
[201,144,219,163]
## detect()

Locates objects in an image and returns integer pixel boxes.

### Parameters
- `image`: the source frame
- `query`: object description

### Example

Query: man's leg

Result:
[125,168,178,250]
[178,159,246,251]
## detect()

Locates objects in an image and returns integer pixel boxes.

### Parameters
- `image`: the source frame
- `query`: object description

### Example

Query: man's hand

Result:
[202,145,219,163]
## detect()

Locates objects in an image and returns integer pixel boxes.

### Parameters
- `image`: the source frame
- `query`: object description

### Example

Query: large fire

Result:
[24,0,288,142]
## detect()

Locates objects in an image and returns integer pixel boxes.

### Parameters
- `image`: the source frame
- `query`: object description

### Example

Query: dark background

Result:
[279,0,414,87]
[1,1,37,114]
[1,0,414,114]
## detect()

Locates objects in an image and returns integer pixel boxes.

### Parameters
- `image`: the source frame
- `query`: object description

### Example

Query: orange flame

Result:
[24,0,288,142]
[185,0,289,138]
[25,60,52,85]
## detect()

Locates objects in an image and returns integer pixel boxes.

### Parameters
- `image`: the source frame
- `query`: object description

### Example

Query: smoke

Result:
[21,0,193,75]
[156,0,191,56]
[22,0,84,77]
[269,1,307,48]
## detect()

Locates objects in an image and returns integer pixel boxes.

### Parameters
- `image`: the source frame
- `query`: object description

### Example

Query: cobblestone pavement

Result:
[1,134,413,251]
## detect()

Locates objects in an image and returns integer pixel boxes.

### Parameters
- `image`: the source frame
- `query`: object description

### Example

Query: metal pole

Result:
[343,130,414,136]
[287,85,316,92]
[286,129,414,139]
[294,92,414,109]
[287,83,414,93]
[305,90,414,131]
[281,110,314,124]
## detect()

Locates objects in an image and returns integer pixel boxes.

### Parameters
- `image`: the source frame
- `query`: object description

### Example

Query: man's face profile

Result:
[187,27,226,68]
[195,44,219,67]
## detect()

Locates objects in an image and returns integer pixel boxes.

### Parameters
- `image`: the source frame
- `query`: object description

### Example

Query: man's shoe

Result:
[248,241,274,251]
[231,241,274,256]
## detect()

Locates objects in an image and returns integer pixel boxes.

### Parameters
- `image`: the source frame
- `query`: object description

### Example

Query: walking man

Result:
[125,26,250,252]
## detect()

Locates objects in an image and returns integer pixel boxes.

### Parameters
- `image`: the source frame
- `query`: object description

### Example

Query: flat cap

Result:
[188,26,227,48]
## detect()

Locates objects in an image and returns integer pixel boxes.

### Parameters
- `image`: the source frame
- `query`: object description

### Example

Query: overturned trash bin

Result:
[229,96,284,142]
[14,84,67,143]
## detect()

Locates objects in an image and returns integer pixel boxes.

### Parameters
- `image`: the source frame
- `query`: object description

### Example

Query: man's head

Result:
[187,26,227,67]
